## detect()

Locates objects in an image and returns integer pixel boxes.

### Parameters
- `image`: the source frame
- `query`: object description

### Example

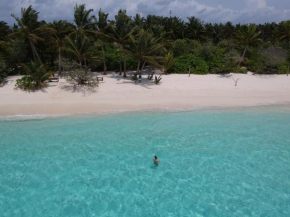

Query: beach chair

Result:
[48,77,59,82]
[97,76,103,81]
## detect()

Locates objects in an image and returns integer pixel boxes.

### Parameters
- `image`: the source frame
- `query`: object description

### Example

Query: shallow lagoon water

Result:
[0,107,290,216]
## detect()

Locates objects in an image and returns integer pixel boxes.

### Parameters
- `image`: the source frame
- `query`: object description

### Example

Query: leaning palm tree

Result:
[126,29,164,74]
[11,6,46,62]
[234,24,261,67]
[108,10,133,77]
[48,20,75,74]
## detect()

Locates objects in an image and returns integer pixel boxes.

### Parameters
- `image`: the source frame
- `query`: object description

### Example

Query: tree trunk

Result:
[123,56,127,78]
[141,61,146,74]
[119,59,122,75]
[238,47,247,68]
[29,40,41,63]
[58,47,62,75]
[188,65,191,77]
[29,40,36,61]
[84,59,88,75]
[137,60,141,74]
[101,42,107,75]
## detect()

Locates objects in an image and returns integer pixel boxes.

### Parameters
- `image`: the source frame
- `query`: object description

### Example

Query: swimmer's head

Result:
[154,156,158,159]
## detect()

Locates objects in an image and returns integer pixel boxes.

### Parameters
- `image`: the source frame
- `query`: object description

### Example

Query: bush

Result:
[0,58,7,83]
[277,64,289,74]
[15,61,51,91]
[170,54,209,74]
[171,39,201,57]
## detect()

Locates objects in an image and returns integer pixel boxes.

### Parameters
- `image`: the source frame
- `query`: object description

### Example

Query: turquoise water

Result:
[1,107,290,217]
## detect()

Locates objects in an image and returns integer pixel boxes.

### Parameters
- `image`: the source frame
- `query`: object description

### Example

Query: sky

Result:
[1,0,290,25]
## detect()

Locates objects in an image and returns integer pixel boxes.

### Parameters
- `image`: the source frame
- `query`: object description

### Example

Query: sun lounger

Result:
[97,76,103,81]
[48,77,59,82]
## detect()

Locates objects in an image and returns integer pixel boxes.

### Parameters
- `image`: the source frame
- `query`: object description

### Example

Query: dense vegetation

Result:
[0,4,290,88]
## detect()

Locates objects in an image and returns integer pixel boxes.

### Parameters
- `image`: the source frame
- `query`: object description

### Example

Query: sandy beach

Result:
[1,72,290,117]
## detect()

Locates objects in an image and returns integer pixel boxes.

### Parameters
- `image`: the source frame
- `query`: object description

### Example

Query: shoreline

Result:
[1,103,290,121]
[1,73,290,118]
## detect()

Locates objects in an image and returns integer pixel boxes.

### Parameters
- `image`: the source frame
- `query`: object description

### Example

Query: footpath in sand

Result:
[1,72,290,116]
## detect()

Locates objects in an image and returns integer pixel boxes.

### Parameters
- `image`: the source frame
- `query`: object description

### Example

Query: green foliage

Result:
[218,49,242,73]
[199,43,226,72]
[163,52,176,74]
[131,73,138,81]
[65,69,98,86]
[171,39,201,57]
[170,54,209,74]
[277,64,289,74]
[0,57,7,83]
[15,61,51,91]
[104,44,120,70]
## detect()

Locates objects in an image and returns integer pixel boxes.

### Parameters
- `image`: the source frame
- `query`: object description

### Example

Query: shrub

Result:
[170,54,209,74]
[171,39,201,57]
[15,61,51,91]
[277,64,289,74]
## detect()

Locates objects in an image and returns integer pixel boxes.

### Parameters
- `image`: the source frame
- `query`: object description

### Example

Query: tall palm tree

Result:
[94,9,111,75]
[11,6,45,62]
[65,35,100,74]
[275,20,290,46]
[108,10,133,77]
[74,4,94,31]
[186,16,207,43]
[48,20,74,74]
[234,24,261,67]
[126,29,164,74]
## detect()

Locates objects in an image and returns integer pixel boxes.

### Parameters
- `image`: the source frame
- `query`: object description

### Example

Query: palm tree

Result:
[94,9,111,75]
[162,52,176,74]
[108,10,133,77]
[65,35,100,74]
[234,24,261,67]
[17,61,51,90]
[126,29,164,74]
[11,6,46,62]
[0,21,11,41]
[74,4,94,31]
[48,20,74,74]
[275,20,290,46]
[186,16,207,43]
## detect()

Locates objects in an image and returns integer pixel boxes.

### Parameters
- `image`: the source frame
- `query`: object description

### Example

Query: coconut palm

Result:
[126,29,164,74]
[234,24,261,67]
[16,61,51,90]
[0,21,11,41]
[162,52,176,74]
[74,4,94,31]
[186,16,207,43]
[48,20,75,74]
[94,9,111,75]
[65,35,100,74]
[11,6,46,62]
[108,10,133,77]
[275,20,290,45]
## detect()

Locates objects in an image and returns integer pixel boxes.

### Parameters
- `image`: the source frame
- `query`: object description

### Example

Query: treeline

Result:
[0,4,290,85]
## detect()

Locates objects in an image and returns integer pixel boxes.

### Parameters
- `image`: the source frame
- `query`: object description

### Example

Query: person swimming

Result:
[153,156,160,164]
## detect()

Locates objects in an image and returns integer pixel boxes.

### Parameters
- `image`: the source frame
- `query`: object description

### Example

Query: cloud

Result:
[1,0,290,25]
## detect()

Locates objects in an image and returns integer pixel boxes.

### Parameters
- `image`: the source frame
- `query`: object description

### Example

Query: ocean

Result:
[0,106,290,216]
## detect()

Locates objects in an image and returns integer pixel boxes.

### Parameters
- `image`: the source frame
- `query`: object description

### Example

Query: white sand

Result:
[1,72,290,116]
